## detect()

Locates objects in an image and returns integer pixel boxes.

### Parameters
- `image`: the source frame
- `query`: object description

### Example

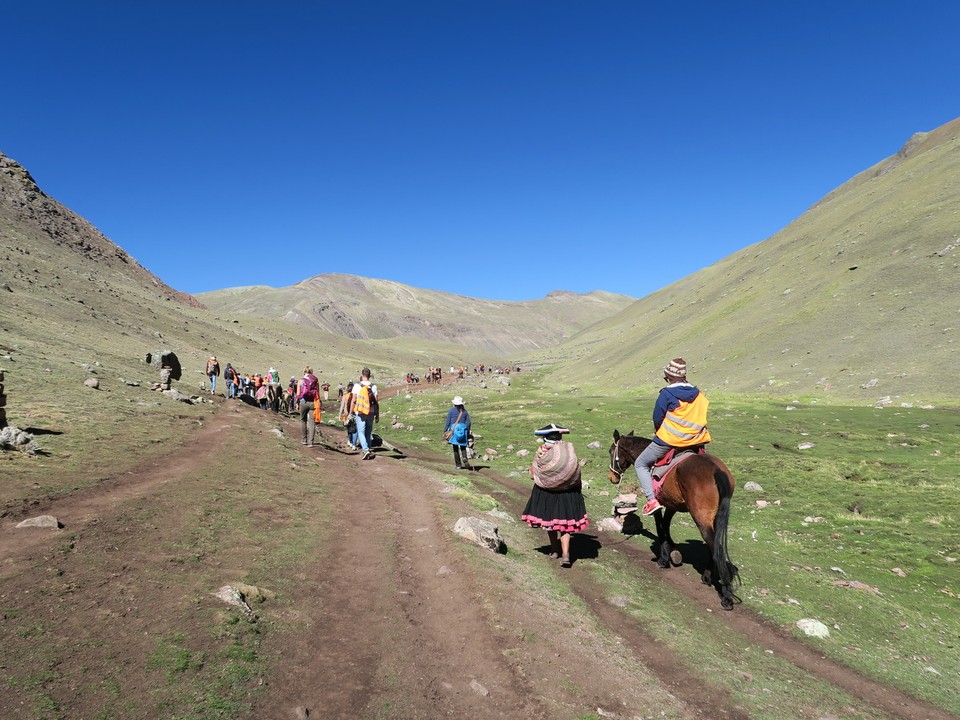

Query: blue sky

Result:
[4,2,958,301]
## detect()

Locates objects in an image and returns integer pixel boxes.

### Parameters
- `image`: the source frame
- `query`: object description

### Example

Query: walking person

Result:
[296,366,320,447]
[205,356,220,395]
[521,423,588,568]
[443,396,472,470]
[351,368,379,460]
[339,381,357,449]
[223,363,238,398]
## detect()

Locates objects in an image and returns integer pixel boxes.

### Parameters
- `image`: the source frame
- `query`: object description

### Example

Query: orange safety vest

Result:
[655,393,712,448]
[354,384,376,414]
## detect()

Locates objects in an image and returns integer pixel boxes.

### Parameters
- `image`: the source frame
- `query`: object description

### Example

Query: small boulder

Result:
[453,517,506,553]
[16,515,62,529]
[84,377,100,389]
[796,618,830,638]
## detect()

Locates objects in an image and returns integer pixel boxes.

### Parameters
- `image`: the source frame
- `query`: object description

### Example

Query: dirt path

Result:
[0,396,954,720]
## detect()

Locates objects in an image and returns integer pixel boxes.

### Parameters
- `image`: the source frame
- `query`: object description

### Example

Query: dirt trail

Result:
[0,395,954,720]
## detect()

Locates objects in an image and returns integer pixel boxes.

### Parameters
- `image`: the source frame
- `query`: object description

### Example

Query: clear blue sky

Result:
[4,2,958,301]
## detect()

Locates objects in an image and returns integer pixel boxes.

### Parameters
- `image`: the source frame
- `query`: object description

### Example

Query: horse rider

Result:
[635,357,712,515]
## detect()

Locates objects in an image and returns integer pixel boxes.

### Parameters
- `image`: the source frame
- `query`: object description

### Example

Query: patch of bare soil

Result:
[0,397,953,720]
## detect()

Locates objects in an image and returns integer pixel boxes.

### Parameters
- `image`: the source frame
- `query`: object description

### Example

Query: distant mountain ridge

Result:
[197,275,636,357]
[539,116,960,403]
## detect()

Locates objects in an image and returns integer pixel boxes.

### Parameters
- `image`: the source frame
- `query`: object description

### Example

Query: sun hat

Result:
[452,396,464,405]
[663,357,687,380]
[534,423,570,437]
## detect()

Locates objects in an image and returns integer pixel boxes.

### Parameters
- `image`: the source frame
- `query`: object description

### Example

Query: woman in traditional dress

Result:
[521,423,589,568]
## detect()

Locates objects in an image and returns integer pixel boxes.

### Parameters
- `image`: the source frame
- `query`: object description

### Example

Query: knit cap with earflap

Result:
[664,357,687,380]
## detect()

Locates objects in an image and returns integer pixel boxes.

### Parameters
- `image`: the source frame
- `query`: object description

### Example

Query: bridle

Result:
[609,436,628,480]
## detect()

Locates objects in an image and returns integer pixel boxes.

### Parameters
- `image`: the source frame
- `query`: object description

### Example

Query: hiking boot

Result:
[641,498,663,516]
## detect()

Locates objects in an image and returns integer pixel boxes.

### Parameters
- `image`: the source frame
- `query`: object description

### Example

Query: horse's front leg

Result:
[654,509,678,568]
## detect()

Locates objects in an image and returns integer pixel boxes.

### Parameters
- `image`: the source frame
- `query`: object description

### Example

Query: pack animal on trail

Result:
[608,430,741,610]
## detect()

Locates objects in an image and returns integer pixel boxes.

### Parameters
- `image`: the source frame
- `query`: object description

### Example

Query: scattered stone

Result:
[743,481,764,492]
[803,516,825,524]
[453,517,506,553]
[485,508,514,523]
[16,515,62,529]
[797,442,815,450]
[84,377,100,389]
[436,565,452,577]
[587,440,602,449]
[270,428,284,438]
[796,618,830,638]
[833,579,881,594]
[830,567,846,575]
[162,389,196,403]
[485,448,498,455]
[756,500,770,508]
[608,595,630,608]
[860,378,879,389]
[516,449,530,457]
[124,379,140,387]
[469,679,490,696]
[392,422,405,429]
[890,567,907,577]
[213,585,256,618]
[0,426,39,454]
[598,517,625,533]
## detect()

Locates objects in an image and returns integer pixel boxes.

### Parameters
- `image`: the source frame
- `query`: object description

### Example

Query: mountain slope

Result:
[197,275,635,357]
[540,117,960,403]
[0,151,475,396]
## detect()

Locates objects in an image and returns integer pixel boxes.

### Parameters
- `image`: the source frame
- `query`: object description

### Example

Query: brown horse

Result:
[608,430,741,610]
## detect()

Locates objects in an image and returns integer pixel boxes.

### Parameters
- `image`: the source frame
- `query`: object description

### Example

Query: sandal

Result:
[548,551,560,559]
[560,556,572,568]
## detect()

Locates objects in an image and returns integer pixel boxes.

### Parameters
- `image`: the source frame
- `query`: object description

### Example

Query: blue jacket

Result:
[651,383,704,447]
[444,406,472,446]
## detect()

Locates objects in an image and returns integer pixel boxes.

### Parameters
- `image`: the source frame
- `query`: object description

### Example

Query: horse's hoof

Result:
[669,550,683,566]
[721,598,735,611]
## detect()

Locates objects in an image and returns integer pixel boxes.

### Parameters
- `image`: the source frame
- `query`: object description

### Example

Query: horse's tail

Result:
[712,468,741,591]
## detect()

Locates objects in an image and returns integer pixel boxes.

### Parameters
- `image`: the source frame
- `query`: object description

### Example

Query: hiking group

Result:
[204,353,716,578]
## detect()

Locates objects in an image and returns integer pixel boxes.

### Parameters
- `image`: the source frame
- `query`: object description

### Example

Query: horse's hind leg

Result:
[655,510,678,568]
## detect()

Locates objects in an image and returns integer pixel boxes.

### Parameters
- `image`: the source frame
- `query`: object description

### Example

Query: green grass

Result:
[381,372,960,716]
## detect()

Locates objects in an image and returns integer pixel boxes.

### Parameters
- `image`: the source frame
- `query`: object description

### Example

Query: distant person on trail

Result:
[442,396,472,470]
[634,358,712,516]
[296,365,320,447]
[521,423,588,568]
[351,368,379,460]
[223,363,239,398]
[206,356,220,394]
[340,381,357,449]
[321,382,331,402]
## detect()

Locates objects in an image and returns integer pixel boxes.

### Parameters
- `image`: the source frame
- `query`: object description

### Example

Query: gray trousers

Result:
[299,400,316,445]
[634,442,671,500]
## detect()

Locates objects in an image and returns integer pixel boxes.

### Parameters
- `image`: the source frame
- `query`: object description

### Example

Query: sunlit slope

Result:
[198,276,635,357]
[541,118,960,404]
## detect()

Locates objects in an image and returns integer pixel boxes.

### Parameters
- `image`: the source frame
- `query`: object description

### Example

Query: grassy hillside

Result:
[197,274,635,357]
[538,117,960,405]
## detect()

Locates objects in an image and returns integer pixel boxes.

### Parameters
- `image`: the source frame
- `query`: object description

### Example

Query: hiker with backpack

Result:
[223,363,239,398]
[442,396,472,470]
[351,368,379,460]
[296,366,321,447]
[205,356,220,395]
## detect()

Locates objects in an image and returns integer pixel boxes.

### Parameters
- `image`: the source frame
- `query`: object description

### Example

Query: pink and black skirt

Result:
[521,483,589,533]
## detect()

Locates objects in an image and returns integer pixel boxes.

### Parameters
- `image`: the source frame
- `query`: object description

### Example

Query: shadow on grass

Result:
[23,427,63,436]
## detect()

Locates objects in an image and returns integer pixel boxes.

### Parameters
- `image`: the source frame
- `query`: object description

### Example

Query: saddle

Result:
[652,445,706,494]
